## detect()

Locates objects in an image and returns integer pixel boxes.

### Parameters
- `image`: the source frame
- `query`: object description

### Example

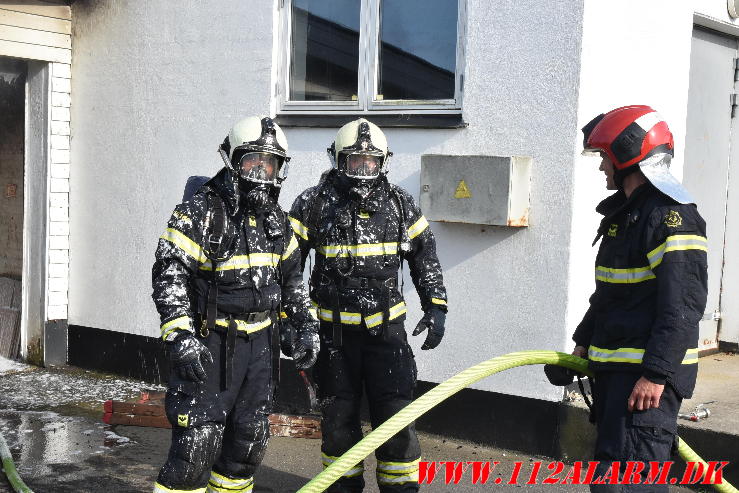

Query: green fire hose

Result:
[0,428,33,493]
[0,351,734,493]
[297,350,738,493]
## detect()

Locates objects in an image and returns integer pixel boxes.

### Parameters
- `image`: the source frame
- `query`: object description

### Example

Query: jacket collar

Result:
[205,167,239,215]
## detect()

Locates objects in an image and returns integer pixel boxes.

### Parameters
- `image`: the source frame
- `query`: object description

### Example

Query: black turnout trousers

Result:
[157,327,273,490]
[590,372,682,493]
[315,321,421,493]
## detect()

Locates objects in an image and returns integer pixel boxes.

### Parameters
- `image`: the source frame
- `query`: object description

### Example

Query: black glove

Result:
[412,307,446,350]
[279,319,295,358]
[169,332,213,383]
[543,365,575,386]
[292,320,320,370]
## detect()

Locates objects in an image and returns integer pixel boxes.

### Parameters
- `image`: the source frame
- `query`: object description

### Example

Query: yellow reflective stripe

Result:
[200,253,280,271]
[279,311,288,319]
[589,345,699,365]
[647,234,708,269]
[161,316,191,341]
[588,346,645,363]
[213,318,271,334]
[376,471,420,484]
[317,242,399,258]
[289,216,309,241]
[282,234,299,260]
[153,482,206,493]
[407,216,429,239]
[316,307,362,325]
[206,484,252,493]
[172,210,192,224]
[160,227,207,263]
[317,302,408,328]
[682,347,699,364]
[207,471,253,492]
[377,458,420,474]
[595,265,655,284]
[365,302,408,329]
[322,453,364,477]
[430,297,447,306]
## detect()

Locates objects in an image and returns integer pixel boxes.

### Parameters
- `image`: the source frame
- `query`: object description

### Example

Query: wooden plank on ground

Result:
[0,1,70,20]
[0,38,69,63]
[102,393,321,438]
[103,400,166,417]
[103,412,172,429]
[0,8,71,34]
[0,24,69,48]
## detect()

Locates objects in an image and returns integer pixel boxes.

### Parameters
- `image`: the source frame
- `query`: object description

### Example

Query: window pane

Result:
[290,0,361,101]
[378,0,458,101]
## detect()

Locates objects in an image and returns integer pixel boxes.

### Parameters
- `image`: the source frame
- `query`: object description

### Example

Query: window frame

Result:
[275,0,467,115]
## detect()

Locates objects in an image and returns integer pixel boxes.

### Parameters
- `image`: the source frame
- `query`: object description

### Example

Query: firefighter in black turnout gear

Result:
[151,116,319,493]
[290,118,448,492]
[571,106,708,492]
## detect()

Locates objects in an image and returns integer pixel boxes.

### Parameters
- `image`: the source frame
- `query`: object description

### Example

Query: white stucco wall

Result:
[69,1,274,332]
[565,0,696,343]
[70,0,587,401]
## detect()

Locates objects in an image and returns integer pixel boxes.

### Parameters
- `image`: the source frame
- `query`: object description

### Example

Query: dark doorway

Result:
[0,56,27,360]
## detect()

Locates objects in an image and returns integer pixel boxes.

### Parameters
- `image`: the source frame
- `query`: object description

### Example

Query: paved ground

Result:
[0,357,728,492]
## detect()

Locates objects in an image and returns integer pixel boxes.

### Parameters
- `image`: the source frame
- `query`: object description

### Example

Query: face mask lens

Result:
[239,152,280,182]
[345,154,381,178]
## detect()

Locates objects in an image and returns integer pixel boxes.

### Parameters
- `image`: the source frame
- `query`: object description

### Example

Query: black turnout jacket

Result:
[573,183,708,398]
[152,168,314,342]
[289,171,447,331]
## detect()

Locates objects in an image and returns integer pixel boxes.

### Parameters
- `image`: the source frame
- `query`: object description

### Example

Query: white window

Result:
[276,0,467,115]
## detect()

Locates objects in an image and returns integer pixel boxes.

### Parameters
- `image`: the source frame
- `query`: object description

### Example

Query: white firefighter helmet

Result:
[328,118,392,180]
[219,116,290,187]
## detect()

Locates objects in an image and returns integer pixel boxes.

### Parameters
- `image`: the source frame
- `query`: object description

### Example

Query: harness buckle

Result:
[199,320,210,338]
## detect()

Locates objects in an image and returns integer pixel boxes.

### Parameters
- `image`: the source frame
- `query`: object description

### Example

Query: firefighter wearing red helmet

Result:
[573,106,708,491]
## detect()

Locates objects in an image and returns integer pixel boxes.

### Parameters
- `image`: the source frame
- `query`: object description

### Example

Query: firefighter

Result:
[151,116,319,493]
[289,118,448,492]
[574,106,708,491]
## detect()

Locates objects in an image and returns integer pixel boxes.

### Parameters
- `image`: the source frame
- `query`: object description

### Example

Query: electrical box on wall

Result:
[419,155,532,227]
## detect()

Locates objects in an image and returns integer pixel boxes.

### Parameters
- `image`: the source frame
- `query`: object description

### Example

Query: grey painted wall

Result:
[69,0,585,401]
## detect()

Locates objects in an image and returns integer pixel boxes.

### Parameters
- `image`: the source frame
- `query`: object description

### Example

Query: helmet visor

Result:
[238,152,281,183]
[344,153,382,179]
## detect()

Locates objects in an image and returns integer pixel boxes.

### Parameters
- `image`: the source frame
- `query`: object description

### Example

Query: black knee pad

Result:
[216,417,270,478]
[158,423,224,489]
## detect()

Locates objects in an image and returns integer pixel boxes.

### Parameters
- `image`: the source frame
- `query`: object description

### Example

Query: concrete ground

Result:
[0,356,731,492]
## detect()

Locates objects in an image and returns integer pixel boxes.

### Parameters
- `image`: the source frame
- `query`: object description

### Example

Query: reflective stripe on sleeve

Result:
[207,471,253,493]
[317,242,399,258]
[430,297,447,306]
[322,453,364,478]
[407,216,429,239]
[160,227,207,263]
[588,345,700,365]
[289,216,309,241]
[282,234,300,260]
[160,316,192,341]
[647,234,708,269]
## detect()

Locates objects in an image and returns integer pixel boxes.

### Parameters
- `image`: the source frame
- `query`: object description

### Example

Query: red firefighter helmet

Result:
[582,105,693,204]
[582,105,674,171]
